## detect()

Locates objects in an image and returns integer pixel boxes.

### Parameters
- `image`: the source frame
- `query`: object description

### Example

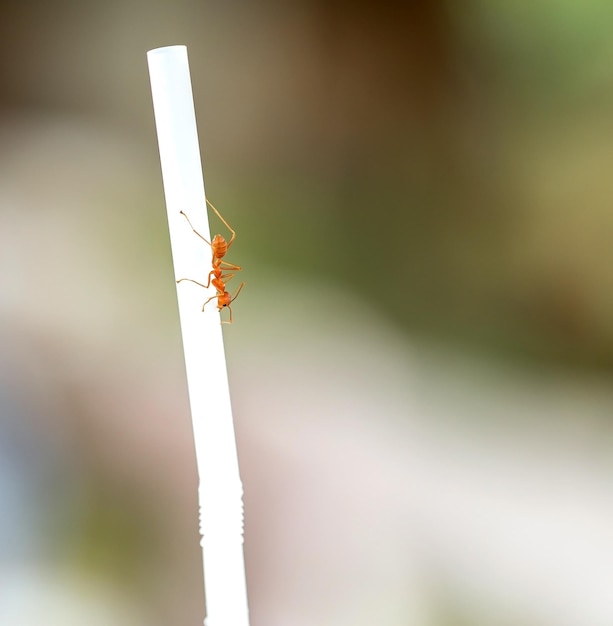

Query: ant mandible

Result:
[176,199,245,324]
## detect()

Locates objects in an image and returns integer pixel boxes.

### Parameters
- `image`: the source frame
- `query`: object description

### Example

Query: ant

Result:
[176,199,245,324]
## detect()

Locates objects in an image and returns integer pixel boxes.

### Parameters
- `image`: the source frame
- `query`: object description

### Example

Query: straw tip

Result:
[147,44,187,57]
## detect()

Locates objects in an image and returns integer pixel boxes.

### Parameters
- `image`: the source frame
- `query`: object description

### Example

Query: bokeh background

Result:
[1,1,613,624]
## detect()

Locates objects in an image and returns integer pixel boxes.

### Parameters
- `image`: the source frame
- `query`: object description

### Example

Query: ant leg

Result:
[206,199,237,247]
[177,270,215,289]
[201,294,218,312]
[177,274,216,289]
[180,211,211,246]
[219,272,235,285]
[222,305,233,325]
[219,260,242,271]
[177,277,208,289]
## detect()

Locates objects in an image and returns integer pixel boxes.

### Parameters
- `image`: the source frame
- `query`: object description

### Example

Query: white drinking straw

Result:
[147,45,249,626]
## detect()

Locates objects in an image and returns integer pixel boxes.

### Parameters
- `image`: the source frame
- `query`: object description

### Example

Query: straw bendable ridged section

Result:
[198,482,245,543]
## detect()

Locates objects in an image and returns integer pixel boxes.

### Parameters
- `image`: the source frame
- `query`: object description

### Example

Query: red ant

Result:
[177,199,245,324]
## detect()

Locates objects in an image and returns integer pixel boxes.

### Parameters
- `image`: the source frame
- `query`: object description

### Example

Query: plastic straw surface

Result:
[147,45,249,626]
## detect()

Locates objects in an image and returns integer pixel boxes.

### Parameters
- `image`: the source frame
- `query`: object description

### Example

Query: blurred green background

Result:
[1,1,613,625]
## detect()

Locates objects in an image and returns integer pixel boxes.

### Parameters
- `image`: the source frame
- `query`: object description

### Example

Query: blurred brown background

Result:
[1,1,613,625]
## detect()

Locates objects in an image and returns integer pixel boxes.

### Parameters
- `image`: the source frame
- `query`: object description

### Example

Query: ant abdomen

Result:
[211,235,228,258]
